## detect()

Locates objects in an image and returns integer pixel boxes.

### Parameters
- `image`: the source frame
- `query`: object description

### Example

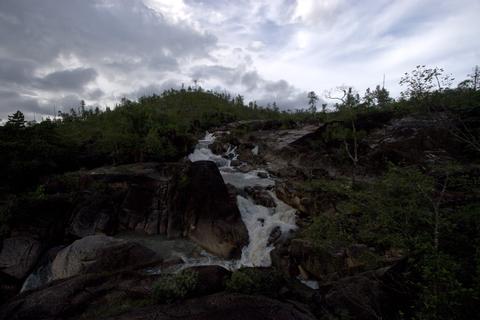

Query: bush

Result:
[152,270,198,303]
[225,268,284,295]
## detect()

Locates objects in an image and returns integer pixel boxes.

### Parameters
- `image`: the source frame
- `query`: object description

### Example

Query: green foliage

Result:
[6,110,26,128]
[303,164,480,319]
[225,268,284,295]
[152,270,198,303]
[0,89,292,193]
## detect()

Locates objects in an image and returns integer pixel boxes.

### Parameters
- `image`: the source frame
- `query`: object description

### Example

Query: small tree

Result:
[326,86,361,185]
[6,110,26,128]
[458,65,479,91]
[373,85,392,108]
[307,91,319,113]
[400,65,454,100]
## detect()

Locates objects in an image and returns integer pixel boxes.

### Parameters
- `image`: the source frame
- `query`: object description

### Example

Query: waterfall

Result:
[187,131,297,268]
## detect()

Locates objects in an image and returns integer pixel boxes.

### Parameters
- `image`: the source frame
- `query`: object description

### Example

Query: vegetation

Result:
[0,65,479,319]
[0,88,303,194]
[226,268,284,295]
[152,269,198,303]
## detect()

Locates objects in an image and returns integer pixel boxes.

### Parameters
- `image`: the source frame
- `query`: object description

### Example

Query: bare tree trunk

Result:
[344,119,358,185]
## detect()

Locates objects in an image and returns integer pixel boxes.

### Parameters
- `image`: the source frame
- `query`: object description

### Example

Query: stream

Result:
[21,131,299,292]
[180,131,298,270]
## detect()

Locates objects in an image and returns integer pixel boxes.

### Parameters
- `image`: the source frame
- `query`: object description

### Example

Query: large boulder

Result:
[183,265,231,296]
[51,235,156,280]
[0,237,42,280]
[176,161,248,258]
[313,261,409,320]
[68,194,118,238]
[0,270,163,320]
[83,162,184,236]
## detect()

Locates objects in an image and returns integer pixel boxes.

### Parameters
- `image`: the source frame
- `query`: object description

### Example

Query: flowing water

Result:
[187,131,297,269]
[22,132,299,291]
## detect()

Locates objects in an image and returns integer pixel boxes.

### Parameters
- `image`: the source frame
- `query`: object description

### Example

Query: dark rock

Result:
[0,237,42,280]
[103,293,317,320]
[245,186,276,207]
[20,245,65,292]
[176,161,248,258]
[84,162,184,236]
[68,194,118,238]
[0,270,162,320]
[267,226,282,246]
[209,141,228,154]
[184,265,231,296]
[50,235,156,280]
[257,171,268,179]
[230,159,242,166]
[289,239,373,281]
[313,260,409,320]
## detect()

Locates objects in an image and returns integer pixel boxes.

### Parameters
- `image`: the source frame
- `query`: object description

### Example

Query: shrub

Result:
[152,270,198,303]
[225,268,284,295]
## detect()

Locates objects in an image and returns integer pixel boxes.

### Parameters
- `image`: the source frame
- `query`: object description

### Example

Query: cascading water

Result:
[188,131,297,268]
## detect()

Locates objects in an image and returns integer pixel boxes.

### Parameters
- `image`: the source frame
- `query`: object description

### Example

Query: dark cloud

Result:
[0,58,37,85]
[86,88,105,100]
[190,65,240,86]
[241,71,261,91]
[35,68,98,91]
[0,90,45,120]
[0,0,218,119]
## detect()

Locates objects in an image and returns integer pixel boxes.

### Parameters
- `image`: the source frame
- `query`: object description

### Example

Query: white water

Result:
[188,131,297,268]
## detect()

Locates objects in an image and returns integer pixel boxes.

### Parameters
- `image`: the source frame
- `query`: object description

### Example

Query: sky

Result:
[0,0,479,120]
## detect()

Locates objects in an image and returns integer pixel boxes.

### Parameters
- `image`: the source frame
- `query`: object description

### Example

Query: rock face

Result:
[289,239,371,280]
[0,271,163,320]
[184,266,231,296]
[105,293,316,320]
[68,194,118,237]
[176,161,249,258]
[83,162,184,236]
[0,237,42,280]
[313,261,409,320]
[51,235,156,280]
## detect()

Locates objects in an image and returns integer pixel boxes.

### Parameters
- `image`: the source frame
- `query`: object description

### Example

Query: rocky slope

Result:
[0,113,477,319]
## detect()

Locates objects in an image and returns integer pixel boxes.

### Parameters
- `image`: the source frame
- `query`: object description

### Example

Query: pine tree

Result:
[6,110,26,128]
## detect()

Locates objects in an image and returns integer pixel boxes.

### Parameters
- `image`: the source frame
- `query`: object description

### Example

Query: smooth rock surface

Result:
[0,237,42,279]
[51,235,156,280]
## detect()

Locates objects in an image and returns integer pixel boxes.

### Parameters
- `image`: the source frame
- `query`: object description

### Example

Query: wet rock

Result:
[0,237,42,280]
[257,171,268,179]
[21,246,65,292]
[209,141,228,154]
[175,161,248,258]
[267,226,282,246]
[244,186,276,207]
[51,235,156,280]
[230,159,242,166]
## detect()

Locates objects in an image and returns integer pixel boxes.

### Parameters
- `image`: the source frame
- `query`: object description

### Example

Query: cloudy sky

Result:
[0,0,479,120]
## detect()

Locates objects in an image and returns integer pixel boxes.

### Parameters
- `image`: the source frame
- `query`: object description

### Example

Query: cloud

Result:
[0,0,478,119]
[35,68,98,91]
[0,0,217,119]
